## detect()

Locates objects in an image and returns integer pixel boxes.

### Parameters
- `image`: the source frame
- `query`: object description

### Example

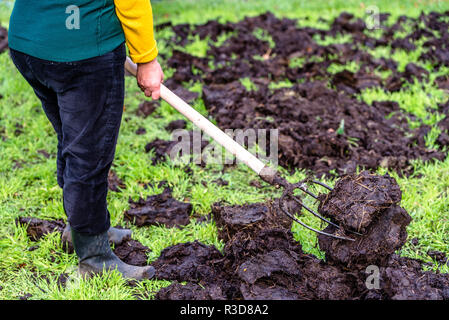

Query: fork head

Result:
[259,167,360,241]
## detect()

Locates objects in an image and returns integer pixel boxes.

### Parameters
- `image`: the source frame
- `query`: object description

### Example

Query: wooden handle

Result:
[124,57,266,175]
[124,56,138,76]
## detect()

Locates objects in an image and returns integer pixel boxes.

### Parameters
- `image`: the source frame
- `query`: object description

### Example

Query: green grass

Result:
[1,0,449,300]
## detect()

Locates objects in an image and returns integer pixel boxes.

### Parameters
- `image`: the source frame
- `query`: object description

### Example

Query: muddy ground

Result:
[0,25,7,54]
[13,11,449,300]
[16,172,449,300]
[124,186,192,228]
[152,11,449,178]
[152,171,449,300]
[139,13,449,298]
[145,130,209,165]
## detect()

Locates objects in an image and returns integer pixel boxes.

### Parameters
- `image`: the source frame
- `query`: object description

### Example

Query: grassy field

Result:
[0,0,448,300]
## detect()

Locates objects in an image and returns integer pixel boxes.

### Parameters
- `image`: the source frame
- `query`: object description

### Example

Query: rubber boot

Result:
[62,224,132,246]
[71,229,155,280]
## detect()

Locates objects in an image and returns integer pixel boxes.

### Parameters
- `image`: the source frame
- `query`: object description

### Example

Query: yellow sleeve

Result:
[114,0,158,63]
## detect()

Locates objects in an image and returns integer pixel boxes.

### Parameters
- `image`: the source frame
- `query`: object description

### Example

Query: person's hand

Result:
[137,58,164,100]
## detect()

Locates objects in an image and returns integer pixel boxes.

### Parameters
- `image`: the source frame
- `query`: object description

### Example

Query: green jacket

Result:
[8,0,125,62]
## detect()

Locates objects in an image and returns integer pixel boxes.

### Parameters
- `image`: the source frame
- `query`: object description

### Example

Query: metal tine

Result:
[294,183,319,199]
[290,190,364,237]
[293,196,364,236]
[292,179,332,199]
[290,195,341,229]
[312,180,333,191]
[292,181,364,237]
[279,192,355,241]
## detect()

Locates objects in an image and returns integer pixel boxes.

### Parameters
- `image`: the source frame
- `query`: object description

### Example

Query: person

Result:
[8,0,164,280]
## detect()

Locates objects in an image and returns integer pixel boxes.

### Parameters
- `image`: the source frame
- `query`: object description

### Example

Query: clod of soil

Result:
[113,239,151,266]
[382,266,442,300]
[0,26,7,54]
[427,250,448,265]
[14,123,24,137]
[151,240,224,283]
[155,282,226,300]
[318,171,411,268]
[124,187,192,228]
[211,201,296,242]
[165,119,187,131]
[19,293,32,300]
[135,127,147,135]
[318,171,402,232]
[319,205,411,269]
[378,254,449,300]
[237,249,303,300]
[16,217,65,241]
[164,79,199,103]
[145,130,209,165]
[144,139,178,164]
[211,178,229,186]
[136,100,159,118]
[435,75,449,90]
[108,170,126,192]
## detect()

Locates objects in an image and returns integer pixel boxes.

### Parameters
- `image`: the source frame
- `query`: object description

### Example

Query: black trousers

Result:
[10,43,126,235]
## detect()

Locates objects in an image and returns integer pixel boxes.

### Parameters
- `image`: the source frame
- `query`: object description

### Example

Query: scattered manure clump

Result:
[318,171,411,268]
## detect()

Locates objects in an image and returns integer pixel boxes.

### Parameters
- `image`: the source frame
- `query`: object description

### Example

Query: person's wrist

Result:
[138,58,158,67]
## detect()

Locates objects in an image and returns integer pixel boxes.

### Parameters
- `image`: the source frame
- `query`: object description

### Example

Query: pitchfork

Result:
[125,57,358,241]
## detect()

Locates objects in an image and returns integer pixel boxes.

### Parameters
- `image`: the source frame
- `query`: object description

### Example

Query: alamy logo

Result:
[365,5,380,30]
[66,5,80,30]
[167,129,279,167]
[365,265,380,290]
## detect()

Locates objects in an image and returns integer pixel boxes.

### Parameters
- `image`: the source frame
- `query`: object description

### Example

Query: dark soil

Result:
[135,127,147,135]
[153,172,448,300]
[318,172,411,269]
[165,119,187,132]
[378,254,449,300]
[211,200,296,242]
[156,11,449,177]
[15,172,449,300]
[113,239,151,266]
[317,171,402,233]
[435,100,449,149]
[164,79,199,103]
[151,240,224,283]
[144,138,178,164]
[16,217,65,241]
[0,26,7,54]
[108,170,126,192]
[211,178,229,186]
[427,250,448,265]
[155,281,226,300]
[136,100,159,118]
[145,130,209,165]
[124,187,192,228]
[202,80,444,178]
